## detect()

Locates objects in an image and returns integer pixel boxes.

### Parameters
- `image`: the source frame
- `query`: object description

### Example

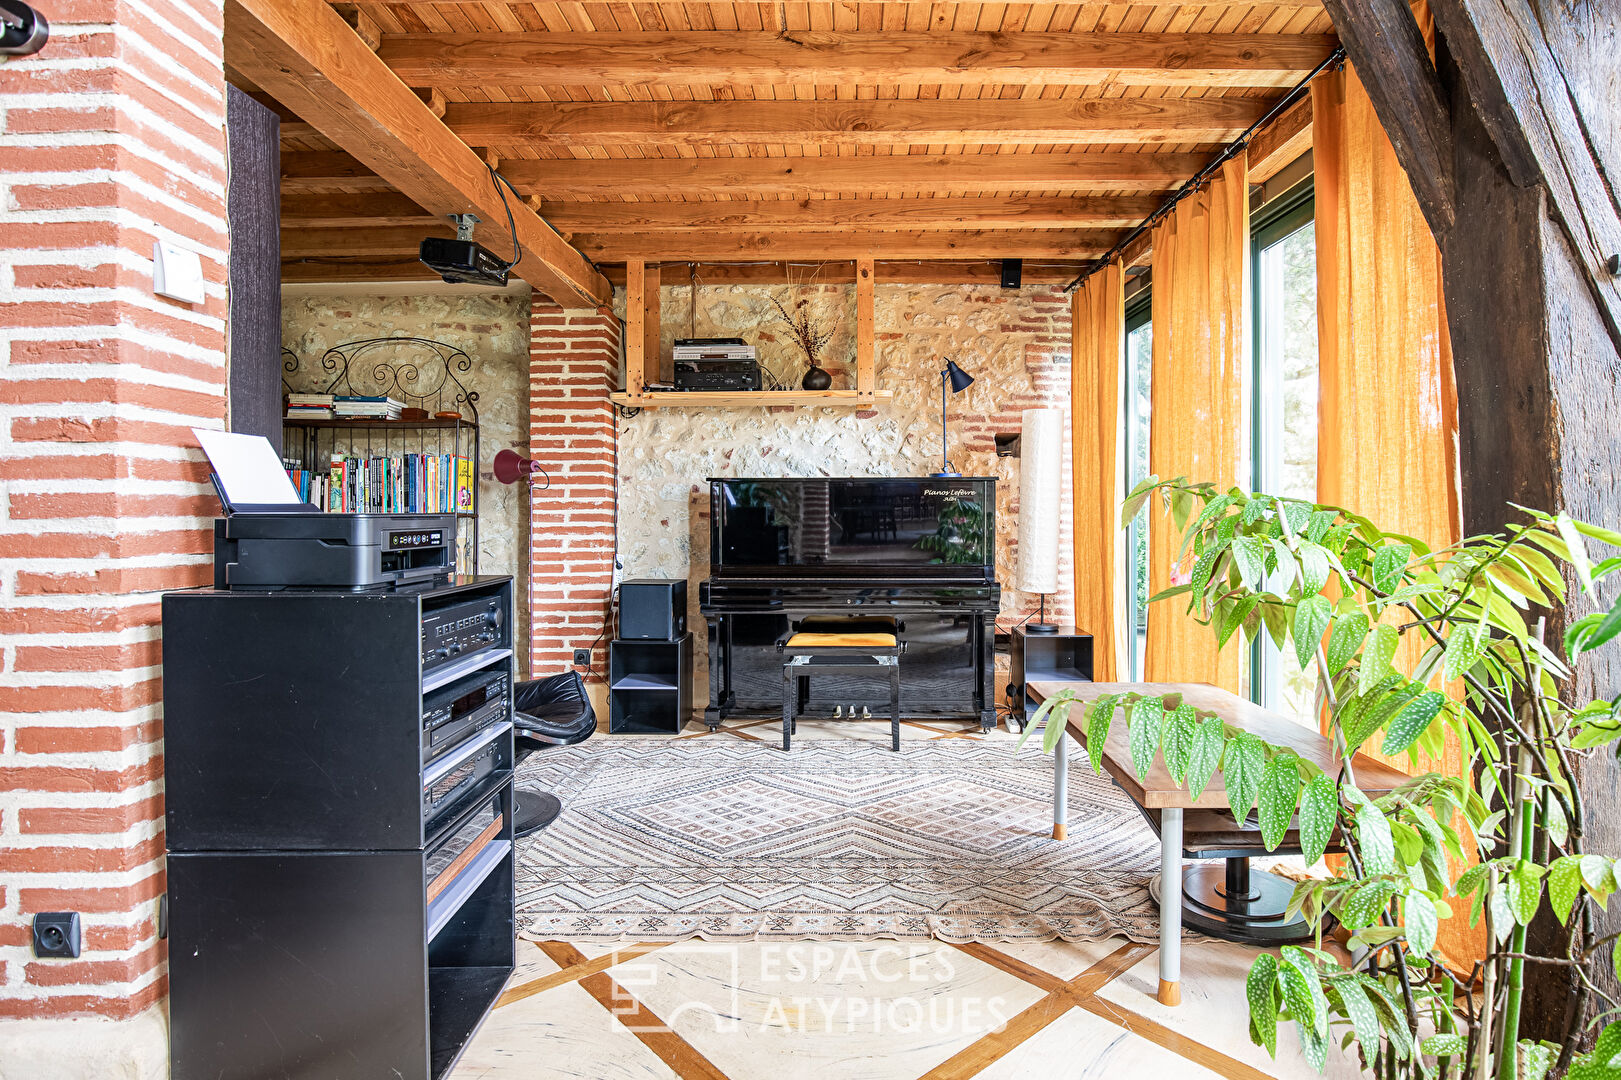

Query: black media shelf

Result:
[1009,625,1094,724]
[610,634,692,733]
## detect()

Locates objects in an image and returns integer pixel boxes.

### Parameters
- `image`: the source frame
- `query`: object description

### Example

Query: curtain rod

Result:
[1062,45,1346,294]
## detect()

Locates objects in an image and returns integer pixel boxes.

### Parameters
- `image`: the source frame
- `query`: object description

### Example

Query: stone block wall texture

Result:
[280,289,534,675]
[617,281,1075,700]
[0,0,228,1023]
[529,303,620,677]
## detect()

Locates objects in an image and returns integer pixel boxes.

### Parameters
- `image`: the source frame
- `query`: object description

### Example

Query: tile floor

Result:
[452,712,1357,1080]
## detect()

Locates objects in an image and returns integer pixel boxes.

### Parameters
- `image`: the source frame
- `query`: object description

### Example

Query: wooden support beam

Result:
[330,3,379,49]
[598,260,1093,287]
[1319,0,1455,235]
[280,192,436,227]
[440,97,1271,149]
[536,196,1164,233]
[642,263,662,382]
[226,0,611,307]
[855,258,875,399]
[625,258,646,396]
[499,153,1205,198]
[377,31,1339,90]
[1246,94,1314,183]
[572,230,1115,262]
[281,256,440,282]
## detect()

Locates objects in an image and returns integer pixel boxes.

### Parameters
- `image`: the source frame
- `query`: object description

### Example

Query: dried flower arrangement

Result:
[765,287,843,391]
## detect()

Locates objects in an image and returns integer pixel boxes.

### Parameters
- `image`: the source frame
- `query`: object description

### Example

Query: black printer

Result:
[194,429,459,591]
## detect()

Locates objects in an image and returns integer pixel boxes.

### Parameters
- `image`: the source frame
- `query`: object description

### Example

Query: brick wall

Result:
[0,0,227,1024]
[528,302,619,677]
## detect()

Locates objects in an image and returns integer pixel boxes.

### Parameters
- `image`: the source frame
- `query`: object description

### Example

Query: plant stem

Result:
[1496,742,1537,1080]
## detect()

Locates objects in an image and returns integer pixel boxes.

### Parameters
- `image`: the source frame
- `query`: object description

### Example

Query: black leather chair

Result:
[512,670,597,838]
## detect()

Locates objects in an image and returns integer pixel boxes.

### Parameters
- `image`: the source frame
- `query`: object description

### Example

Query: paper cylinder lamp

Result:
[1016,408,1062,595]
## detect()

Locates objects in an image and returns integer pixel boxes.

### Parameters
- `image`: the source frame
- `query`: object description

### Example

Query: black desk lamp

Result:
[933,359,975,477]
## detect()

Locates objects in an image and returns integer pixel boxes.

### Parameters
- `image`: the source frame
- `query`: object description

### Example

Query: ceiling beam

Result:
[1246,94,1313,183]
[496,153,1205,197]
[282,227,1117,262]
[226,0,611,307]
[282,193,1163,232]
[440,97,1270,149]
[376,31,1340,90]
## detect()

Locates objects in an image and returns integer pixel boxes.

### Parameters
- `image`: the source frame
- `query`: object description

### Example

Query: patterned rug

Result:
[514,735,1162,944]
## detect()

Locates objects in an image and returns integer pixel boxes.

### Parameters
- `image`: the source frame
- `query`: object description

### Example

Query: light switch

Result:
[152,240,205,305]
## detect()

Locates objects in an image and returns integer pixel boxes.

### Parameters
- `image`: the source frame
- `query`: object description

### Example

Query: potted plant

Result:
[766,289,841,391]
[1027,476,1621,1078]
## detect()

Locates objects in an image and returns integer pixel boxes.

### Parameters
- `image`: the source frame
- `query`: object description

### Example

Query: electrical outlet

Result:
[572,648,590,667]
[32,912,80,958]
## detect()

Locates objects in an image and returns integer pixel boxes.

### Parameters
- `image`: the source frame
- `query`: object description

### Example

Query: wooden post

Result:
[642,263,662,384]
[625,258,645,398]
[855,257,875,400]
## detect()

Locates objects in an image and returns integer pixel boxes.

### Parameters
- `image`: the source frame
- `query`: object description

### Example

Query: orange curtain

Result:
[1070,261,1127,681]
[1143,156,1250,692]
[1313,44,1477,966]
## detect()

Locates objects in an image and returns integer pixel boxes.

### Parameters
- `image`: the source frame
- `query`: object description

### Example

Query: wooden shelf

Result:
[610,389,893,408]
[283,417,474,428]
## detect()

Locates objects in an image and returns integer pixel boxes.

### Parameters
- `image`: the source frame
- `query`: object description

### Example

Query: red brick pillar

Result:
[0,0,227,1047]
[528,301,620,676]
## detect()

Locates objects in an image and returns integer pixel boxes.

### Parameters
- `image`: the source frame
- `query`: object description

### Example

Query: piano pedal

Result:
[860,706,871,719]
[833,705,843,718]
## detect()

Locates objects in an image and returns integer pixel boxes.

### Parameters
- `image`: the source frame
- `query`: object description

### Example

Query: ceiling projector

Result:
[419,235,511,287]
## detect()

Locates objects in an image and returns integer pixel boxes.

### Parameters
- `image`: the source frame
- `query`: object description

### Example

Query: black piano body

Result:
[698,477,1001,731]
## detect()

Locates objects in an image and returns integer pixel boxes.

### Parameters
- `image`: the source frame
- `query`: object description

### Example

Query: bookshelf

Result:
[282,337,482,575]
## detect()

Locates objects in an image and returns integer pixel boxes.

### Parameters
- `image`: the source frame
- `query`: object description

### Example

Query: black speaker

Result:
[619,579,687,640]
[1000,258,1022,289]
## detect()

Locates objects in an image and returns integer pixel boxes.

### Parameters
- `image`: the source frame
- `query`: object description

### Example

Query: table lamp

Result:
[933,359,975,477]
[1016,408,1062,633]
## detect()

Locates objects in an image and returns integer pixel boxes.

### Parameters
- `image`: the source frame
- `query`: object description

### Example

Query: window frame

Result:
[1123,287,1152,680]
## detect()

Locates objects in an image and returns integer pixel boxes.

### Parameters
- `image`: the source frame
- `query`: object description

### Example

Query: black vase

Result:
[802,365,832,391]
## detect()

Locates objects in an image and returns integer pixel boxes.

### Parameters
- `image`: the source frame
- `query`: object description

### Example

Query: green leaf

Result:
[1246,953,1280,1058]
[1306,509,1336,544]
[1567,1022,1621,1080]
[1522,1041,1558,1080]
[1161,704,1197,784]
[1580,854,1617,907]
[1085,697,1117,775]
[1225,732,1267,820]
[1218,596,1258,649]
[1507,859,1544,925]
[1297,774,1337,864]
[1186,717,1226,800]
[1357,623,1400,696]
[1258,754,1301,851]
[1405,891,1439,957]
[1296,1019,1327,1073]
[1331,978,1383,1063]
[1280,946,1329,1039]
[1119,478,1158,525]
[1293,596,1333,671]
[1298,542,1332,596]
[1422,1033,1468,1056]
[1559,513,1597,597]
[1380,691,1447,757]
[1340,880,1396,931]
[1549,856,1584,925]
[1128,696,1165,780]
[1325,611,1370,676]
[1189,547,1222,606]
[1576,593,1621,658]
[1371,543,1411,593]
[1281,500,1312,537]
[1443,622,1487,682]
[1233,536,1269,591]
[1357,802,1395,875]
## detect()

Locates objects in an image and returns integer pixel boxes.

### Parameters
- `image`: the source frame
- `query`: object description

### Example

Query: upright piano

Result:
[699,477,1001,731]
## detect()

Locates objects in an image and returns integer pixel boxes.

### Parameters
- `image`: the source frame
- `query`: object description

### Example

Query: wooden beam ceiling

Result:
[281,226,1116,262]
[376,31,1339,91]
[226,0,611,306]
[281,193,1163,232]
[1247,94,1314,183]
[431,98,1272,149]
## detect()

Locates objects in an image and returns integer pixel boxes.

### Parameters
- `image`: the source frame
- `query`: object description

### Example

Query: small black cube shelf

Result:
[609,633,692,733]
[1009,625,1094,723]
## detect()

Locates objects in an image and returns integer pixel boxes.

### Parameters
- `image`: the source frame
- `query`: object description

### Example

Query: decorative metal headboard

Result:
[281,337,480,422]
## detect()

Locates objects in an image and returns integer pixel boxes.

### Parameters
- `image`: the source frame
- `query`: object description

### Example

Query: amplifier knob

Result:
[486,605,502,628]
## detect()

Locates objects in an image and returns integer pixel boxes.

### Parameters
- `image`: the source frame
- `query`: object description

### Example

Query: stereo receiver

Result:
[421,594,505,673]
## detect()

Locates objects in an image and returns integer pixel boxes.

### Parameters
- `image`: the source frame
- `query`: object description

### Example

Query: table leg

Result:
[1051,735,1069,841]
[1158,807,1183,1006]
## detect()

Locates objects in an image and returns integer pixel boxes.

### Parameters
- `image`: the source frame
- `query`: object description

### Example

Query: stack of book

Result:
[332,395,406,420]
[285,393,335,420]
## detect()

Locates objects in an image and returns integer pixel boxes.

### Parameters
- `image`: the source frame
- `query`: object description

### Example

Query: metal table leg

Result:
[1052,735,1069,840]
[1158,806,1183,1006]
[888,657,900,752]
[781,660,794,752]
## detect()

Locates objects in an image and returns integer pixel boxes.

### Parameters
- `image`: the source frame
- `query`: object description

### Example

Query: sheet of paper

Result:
[192,428,303,508]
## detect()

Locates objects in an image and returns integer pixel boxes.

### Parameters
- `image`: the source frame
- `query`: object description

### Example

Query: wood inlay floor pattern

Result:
[457,718,1288,1080]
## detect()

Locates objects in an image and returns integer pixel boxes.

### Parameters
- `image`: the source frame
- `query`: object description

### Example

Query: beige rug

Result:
[514,736,1161,944]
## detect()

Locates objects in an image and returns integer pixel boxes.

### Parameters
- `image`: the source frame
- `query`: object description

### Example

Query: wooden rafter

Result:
[280,258,1099,287]
[436,97,1272,149]
[1247,95,1314,183]
[376,31,1339,90]
[226,0,611,306]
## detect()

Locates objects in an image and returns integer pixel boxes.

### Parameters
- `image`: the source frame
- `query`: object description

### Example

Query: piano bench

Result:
[778,638,904,753]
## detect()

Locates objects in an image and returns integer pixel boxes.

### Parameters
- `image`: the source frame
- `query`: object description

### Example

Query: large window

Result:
[1251,180,1319,726]
[1123,287,1152,680]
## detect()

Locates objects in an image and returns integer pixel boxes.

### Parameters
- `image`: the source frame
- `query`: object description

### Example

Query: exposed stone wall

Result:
[280,288,533,674]
[616,281,1075,700]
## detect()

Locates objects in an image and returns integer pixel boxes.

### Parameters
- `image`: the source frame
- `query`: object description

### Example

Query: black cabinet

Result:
[162,577,516,1080]
[609,633,692,733]
[1008,625,1094,726]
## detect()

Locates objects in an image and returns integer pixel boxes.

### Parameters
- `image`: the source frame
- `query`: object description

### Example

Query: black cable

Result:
[486,163,522,273]
[1062,45,1346,294]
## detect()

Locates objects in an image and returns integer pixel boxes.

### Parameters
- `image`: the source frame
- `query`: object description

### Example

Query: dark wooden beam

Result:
[596,261,1096,287]
[1246,94,1313,183]
[376,31,1340,91]
[1320,0,1455,235]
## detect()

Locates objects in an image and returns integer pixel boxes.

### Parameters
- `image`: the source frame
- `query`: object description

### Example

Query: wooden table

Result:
[1027,680,1411,1007]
